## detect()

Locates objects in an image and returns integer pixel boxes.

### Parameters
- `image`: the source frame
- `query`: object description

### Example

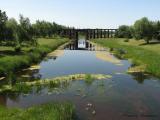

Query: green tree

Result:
[32,20,61,38]
[0,10,8,42]
[18,15,36,46]
[117,25,132,38]
[133,17,155,44]
[5,18,18,46]
[154,21,160,41]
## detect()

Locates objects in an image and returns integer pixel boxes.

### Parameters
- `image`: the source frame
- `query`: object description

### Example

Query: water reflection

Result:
[78,39,86,49]
[131,72,151,84]
[64,39,105,51]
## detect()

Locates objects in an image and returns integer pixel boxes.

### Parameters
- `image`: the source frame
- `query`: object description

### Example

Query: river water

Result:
[0,39,160,120]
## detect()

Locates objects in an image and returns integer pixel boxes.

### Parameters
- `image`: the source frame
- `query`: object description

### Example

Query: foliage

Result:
[117,17,160,44]
[133,17,155,43]
[154,21,160,40]
[124,39,129,42]
[5,18,19,46]
[0,9,66,49]
[18,15,34,46]
[116,25,132,38]
[0,10,8,42]
[32,20,63,38]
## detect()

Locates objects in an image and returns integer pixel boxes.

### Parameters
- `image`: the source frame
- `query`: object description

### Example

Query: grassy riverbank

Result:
[0,37,69,77]
[0,102,75,120]
[93,38,160,77]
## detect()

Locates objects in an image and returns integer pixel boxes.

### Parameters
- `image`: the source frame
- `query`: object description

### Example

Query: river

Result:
[0,39,160,120]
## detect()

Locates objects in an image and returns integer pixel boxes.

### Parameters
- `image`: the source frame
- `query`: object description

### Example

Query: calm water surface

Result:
[0,39,160,120]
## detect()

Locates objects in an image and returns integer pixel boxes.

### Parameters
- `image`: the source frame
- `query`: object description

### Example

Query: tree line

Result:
[0,10,66,51]
[116,17,160,44]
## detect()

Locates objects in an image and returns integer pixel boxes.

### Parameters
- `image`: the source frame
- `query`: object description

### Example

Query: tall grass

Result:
[85,74,94,85]
[0,38,69,77]
[93,38,160,77]
[0,102,75,120]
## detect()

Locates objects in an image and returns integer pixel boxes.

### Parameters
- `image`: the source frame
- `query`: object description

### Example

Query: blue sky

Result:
[0,0,160,28]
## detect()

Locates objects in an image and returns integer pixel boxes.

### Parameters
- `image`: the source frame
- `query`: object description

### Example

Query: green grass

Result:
[93,38,160,77]
[0,37,69,77]
[0,102,75,120]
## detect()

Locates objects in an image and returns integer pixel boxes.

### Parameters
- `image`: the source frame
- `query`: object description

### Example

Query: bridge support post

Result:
[100,29,103,38]
[107,30,109,38]
[86,30,89,40]
[111,30,113,38]
[96,29,98,38]
[104,30,106,38]
[90,30,92,39]
[93,29,96,39]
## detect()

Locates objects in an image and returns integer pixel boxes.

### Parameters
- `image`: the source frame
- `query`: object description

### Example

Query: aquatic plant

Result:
[85,74,94,85]
[49,80,61,88]
[0,74,112,93]
[13,82,32,94]
[7,72,16,85]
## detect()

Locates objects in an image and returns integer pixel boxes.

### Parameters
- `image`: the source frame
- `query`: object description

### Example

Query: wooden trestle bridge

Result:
[58,29,118,40]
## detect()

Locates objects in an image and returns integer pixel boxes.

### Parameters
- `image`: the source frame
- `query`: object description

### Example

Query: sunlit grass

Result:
[93,38,160,77]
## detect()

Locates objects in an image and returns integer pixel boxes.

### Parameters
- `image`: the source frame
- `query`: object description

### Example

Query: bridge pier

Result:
[97,29,99,38]
[101,30,103,38]
[104,30,106,38]
[86,30,89,40]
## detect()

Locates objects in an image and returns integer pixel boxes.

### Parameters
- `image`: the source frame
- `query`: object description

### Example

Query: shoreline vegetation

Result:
[0,73,111,119]
[0,37,69,78]
[93,38,160,77]
[0,102,75,120]
[0,74,112,93]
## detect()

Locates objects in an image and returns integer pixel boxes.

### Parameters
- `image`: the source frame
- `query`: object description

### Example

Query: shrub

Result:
[124,39,129,42]
[14,45,21,52]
